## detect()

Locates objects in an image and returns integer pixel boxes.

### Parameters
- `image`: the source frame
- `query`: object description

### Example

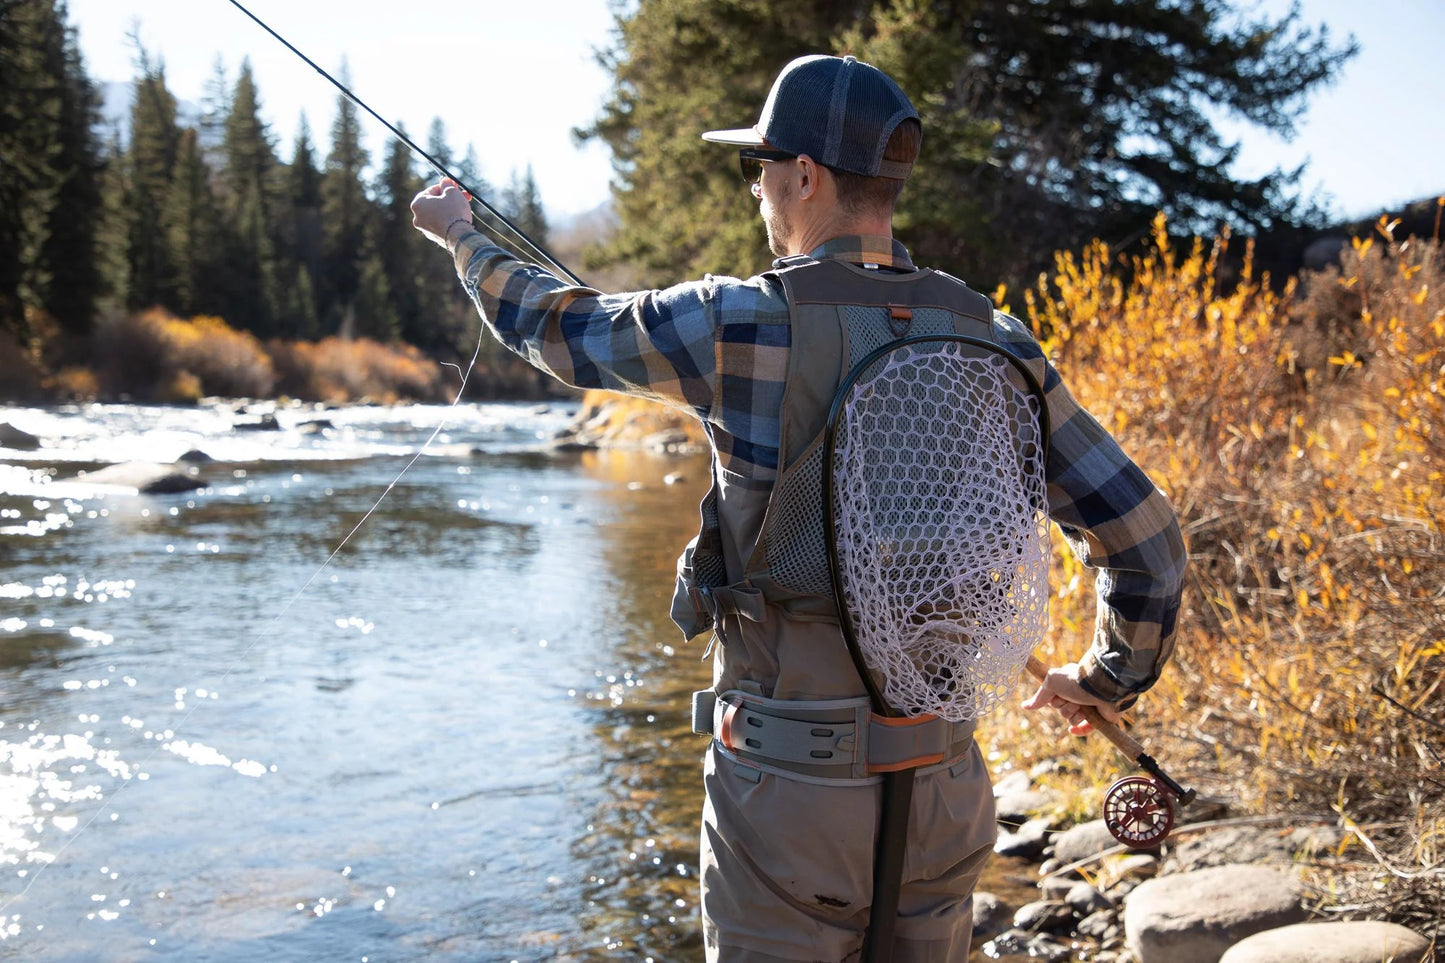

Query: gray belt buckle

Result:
[692,689,718,736]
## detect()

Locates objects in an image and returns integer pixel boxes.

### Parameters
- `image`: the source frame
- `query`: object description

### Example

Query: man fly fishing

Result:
[411,54,1186,962]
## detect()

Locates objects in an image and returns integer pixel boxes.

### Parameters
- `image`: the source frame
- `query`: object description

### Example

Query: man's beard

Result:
[763,181,794,257]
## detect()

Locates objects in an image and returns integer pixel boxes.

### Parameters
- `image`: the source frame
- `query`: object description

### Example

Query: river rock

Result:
[996,788,1058,825]
[993,769,1033,798]
[78,462,208,494]
[234,413,281,431]
[1039,875,1076,901]
[1051,819,1123,863]
[1112,853,1161,880]
[1167,824,1343,872]
[0,422,41,450]
[1123,863,1308,963]
[972,891,1012,935]
[984,928,1073,962]
[642,428,693,452]
[1066,880,1112,916]
[1014,899,1075,933]
[1217,920,1430,963]
[995,816,1053,859]
[1077,908,1119,940]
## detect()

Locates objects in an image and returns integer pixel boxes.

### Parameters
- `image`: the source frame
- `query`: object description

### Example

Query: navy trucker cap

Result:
[702,54,919,180]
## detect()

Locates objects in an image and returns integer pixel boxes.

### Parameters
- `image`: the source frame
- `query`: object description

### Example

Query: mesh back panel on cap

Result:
[757,55,917,177]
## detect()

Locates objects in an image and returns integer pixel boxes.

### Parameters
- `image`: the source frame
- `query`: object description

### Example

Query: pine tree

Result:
[165,127,219,314]
[418,119,480,359]
[285,115,323,339]
[504,164,549,251]
[215,59,282,334]
[0,0,104,344]
[579,0,867,283]
[319,63,372,335]
[35,1,105,340]
[197,55,229,168]
[584,0,1356,287]
[353,254,397,342]
[373,129,421,345]
[123,41,183,311]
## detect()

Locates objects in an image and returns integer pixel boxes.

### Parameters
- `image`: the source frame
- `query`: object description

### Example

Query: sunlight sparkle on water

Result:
[161,739,271,778]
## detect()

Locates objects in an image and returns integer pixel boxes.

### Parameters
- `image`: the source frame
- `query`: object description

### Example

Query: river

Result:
[0,400,1038,962]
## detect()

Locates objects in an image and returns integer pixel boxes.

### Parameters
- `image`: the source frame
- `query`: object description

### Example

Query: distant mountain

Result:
[94,80,206,149]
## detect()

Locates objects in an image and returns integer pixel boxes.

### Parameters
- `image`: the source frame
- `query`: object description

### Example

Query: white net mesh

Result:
[829,340,1051,721]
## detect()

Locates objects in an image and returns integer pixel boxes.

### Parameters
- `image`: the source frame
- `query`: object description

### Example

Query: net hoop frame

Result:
[822,333,1051,717]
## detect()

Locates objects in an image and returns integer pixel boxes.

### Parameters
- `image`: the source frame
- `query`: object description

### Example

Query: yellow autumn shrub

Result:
[990,210,1442,927]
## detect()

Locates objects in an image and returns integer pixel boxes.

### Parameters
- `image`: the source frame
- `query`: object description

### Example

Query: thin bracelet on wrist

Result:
[443,217,473,243]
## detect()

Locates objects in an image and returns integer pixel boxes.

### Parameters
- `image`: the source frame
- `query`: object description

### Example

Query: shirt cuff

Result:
[1076,651,1141,711]
[450,228,490,278]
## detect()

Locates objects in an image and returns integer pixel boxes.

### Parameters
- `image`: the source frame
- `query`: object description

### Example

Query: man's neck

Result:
[788,216,893,257]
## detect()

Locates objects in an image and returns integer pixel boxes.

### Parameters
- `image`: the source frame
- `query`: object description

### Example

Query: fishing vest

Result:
[670,255,1007,638]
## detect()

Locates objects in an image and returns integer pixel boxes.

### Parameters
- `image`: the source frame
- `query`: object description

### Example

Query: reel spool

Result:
[1102,775,1177,848]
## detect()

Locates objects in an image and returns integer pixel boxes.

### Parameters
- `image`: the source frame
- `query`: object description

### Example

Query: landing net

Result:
[828,340,1051,721]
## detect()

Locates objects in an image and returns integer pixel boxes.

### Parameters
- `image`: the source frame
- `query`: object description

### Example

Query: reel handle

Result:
[1024,655,1147,760]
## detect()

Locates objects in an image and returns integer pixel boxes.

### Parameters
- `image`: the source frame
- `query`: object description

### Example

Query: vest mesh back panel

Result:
[764,307,958,598]
[830,341,1050,721]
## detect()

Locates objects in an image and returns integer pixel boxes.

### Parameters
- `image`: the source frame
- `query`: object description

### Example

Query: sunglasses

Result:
[738,147,798,185]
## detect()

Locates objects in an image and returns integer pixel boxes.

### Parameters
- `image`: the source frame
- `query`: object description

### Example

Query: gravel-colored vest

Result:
[671,256,1003,637]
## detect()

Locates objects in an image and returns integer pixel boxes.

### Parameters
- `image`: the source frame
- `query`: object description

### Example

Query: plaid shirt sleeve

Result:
[994,311,1188,707]
[450,231,790,479]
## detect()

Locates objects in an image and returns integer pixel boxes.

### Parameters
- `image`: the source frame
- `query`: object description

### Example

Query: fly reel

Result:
[1026,656,1195,849]
[1102,775,1177,848]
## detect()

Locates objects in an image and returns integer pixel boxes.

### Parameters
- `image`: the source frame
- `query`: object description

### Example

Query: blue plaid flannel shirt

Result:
[451,230,1186,705]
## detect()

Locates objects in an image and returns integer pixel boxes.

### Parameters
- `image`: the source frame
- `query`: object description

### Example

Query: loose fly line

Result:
[2,0,584,923]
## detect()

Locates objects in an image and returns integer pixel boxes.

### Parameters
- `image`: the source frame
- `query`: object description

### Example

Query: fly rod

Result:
[224,0,585,286]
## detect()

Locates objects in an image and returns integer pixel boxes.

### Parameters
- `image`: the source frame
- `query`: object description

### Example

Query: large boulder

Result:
[1123,863,1309,963]
[1218,920,1430,963]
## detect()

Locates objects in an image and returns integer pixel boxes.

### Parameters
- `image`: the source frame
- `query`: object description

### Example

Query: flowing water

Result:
[0,401,1038,962]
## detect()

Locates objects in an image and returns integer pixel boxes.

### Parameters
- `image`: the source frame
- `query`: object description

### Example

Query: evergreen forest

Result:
[0,0,1389,403]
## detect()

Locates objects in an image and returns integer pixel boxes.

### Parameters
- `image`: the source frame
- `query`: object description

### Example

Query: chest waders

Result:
[678,257,1050,961]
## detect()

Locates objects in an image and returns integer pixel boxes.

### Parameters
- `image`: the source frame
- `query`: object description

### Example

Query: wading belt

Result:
[692,688,977,783]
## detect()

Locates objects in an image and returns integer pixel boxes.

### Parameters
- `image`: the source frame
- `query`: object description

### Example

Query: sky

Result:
[65,0,1444,222]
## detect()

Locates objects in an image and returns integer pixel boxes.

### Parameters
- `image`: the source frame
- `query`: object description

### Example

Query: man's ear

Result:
[795,154,821,200]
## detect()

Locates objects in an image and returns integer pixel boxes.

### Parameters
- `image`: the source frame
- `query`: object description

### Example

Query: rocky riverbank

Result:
[977,769,1434,963]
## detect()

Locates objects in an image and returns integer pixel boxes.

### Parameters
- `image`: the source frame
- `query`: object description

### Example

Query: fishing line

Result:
[3,0,576,921]
[225,0,585,286]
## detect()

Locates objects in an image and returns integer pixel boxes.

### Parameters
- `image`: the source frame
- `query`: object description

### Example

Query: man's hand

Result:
[410,179,473,248]
[1021,661,1123,736]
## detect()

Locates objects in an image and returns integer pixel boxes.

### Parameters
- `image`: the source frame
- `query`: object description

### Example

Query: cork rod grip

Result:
[1024,655,1147,760]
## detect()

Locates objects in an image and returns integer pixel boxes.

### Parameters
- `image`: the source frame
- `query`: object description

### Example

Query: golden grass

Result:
[268,336,449,404]
[61,310,454,404]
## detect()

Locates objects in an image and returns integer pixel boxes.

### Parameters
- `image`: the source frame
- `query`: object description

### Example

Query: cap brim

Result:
[700,127,766,147]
